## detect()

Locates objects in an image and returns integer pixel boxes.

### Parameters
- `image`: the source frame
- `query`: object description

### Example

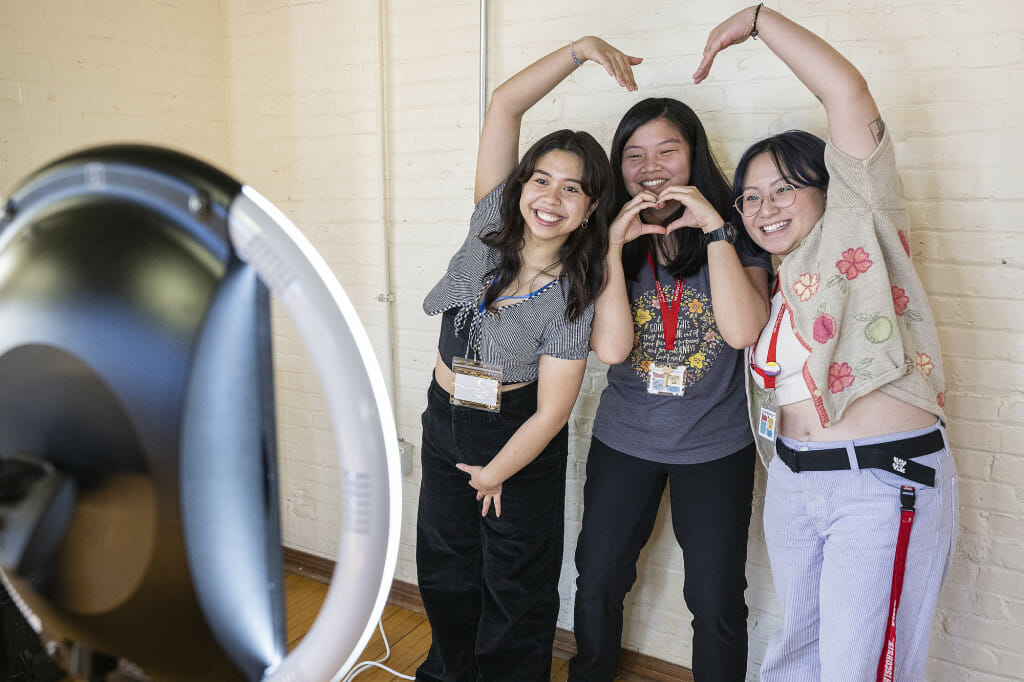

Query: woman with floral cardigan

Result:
[695,6,958,681]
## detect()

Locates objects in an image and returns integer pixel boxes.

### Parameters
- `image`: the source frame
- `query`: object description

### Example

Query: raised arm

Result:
[475,37,642,203]
[693,5,882,159]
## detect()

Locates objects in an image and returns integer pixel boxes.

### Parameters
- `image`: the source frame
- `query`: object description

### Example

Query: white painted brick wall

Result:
[0,0,231,190]
[221,0,395,561]
[3,0,1022,679]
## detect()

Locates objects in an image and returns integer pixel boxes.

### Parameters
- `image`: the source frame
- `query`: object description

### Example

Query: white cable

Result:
[340,617,415,682]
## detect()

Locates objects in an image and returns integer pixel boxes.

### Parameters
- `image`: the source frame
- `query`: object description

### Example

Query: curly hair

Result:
[481,129,614,321]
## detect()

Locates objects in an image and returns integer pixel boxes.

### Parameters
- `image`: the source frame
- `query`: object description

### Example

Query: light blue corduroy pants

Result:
[760,421,958,682]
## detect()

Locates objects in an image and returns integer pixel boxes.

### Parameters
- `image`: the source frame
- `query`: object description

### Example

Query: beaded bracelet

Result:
[570,40,582,66]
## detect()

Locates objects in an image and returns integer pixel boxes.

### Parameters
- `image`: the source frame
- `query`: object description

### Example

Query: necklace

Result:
[512,259,561,296]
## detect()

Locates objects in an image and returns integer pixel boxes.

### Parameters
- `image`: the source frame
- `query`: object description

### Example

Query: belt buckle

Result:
[788,448,802,473]
[900,485,916,511]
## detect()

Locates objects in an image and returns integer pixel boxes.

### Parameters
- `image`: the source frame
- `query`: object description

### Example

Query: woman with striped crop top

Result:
[415,37,640,682]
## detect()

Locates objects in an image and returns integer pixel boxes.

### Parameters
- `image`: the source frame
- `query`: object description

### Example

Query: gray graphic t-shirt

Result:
[593,254,769,465]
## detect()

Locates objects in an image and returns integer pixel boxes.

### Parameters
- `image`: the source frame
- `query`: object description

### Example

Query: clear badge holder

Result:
[451,356,502,412]
[758,390,778,441]
[647,362,686,397]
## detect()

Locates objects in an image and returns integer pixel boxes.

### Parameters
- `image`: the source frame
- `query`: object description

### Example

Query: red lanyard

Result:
[646,253,684,351]
[749,280,784,388]
[877,486,916,682]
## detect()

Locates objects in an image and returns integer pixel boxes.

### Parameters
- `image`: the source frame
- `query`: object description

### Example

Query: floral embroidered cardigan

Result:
[746,129,946,465]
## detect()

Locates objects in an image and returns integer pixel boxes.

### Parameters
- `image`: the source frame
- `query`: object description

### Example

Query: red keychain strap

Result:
[646,253,684,351]
[749,279,784,388]
[877,485,916,682]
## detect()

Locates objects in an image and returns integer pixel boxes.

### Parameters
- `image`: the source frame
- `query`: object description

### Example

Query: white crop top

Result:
[750,291,812,405]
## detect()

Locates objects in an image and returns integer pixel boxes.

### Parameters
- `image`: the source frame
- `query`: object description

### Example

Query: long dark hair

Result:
[610,98,736,279]
[481,129,614,321]
[731,130,829,229]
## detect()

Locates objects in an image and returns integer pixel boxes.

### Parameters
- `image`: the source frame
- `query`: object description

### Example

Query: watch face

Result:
[724,222,737,243]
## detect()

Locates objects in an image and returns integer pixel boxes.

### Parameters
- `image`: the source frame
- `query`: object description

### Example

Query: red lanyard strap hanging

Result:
[876,485,916,682]
[646,253,684,351]
[749,279,784,388]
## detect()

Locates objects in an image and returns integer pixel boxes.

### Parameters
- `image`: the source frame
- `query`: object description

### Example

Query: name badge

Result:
[451,356,502,412]
[758,404,778,441]
[647,362,686,397]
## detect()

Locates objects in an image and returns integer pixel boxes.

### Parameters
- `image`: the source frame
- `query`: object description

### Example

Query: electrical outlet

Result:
[398,438,414,476]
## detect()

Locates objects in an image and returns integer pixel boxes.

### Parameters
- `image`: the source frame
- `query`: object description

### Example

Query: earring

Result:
[580,217,589,231]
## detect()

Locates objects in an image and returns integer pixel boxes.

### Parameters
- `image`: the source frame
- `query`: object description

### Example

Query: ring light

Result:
[0,146,402,681]
[229,186,402,682]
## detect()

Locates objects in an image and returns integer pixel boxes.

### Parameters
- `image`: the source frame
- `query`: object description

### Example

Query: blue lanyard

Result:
[467,276,558,359]
[477,276,558,315]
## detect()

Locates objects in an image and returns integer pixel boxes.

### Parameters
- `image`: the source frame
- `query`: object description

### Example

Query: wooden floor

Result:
[284,573,624,681]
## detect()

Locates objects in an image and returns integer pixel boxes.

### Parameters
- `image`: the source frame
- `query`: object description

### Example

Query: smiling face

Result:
[619,117,692,224]
[518,150,595,247]
[739,152,827,257]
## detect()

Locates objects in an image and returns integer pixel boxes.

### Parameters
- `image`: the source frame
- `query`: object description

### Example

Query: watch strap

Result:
[703,222,736,245]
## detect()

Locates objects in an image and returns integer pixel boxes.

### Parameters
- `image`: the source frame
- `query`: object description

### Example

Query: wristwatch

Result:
[703,222,737,245]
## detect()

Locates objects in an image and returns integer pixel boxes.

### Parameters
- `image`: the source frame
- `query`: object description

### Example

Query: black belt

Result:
[775,429,942,487]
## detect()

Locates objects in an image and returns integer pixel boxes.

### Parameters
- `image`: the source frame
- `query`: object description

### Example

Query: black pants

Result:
[568,437,755,682]
[416,379,568,682]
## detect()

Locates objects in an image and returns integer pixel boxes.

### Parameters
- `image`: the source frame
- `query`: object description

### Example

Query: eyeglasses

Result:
[733,184,802,217]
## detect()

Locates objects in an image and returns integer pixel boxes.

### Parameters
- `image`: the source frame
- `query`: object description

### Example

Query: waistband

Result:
[429,376,539,410]
[775,422,944,487]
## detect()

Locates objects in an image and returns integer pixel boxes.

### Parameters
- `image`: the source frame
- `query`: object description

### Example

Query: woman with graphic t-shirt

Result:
[568,98,772,682]
[695,7,957,681]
